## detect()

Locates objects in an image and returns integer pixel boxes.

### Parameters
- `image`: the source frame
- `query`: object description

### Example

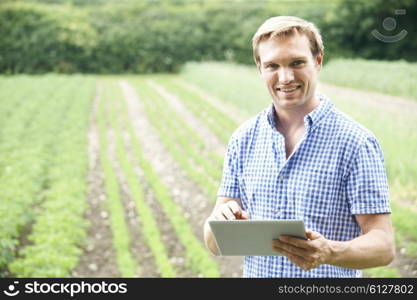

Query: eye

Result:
[266,63,279,69]
[291,60,305,67]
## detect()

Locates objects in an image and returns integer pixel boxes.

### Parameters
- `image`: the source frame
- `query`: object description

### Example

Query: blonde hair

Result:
[252,16,324,65]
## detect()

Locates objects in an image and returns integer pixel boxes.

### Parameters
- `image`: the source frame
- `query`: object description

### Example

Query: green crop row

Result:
[140,78,222,182]
[129,78,219,199]
[104,79,177,277]
[152,76,239,144]
[0,76,39,142]
[118,79,220,277]
[9,76,94,277]
[0,76,82,275]
[0,76,54,179]
[146,79,223,168]
[180,62,270,115]
[97,83,138,277]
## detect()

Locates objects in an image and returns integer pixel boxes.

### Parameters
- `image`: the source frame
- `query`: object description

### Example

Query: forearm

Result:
[327,229,395,269]
[204,219,220,256]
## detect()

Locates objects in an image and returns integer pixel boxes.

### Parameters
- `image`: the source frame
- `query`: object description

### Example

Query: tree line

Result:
[1,0,415,74]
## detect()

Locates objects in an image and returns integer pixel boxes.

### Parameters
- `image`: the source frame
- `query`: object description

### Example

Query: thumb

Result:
[306,230,321,240]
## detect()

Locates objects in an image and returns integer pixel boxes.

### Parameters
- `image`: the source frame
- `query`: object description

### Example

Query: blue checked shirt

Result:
[217,94,391,278]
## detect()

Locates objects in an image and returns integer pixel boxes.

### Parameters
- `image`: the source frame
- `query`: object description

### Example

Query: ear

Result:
[315,50,324,71]
[255,61,262,74]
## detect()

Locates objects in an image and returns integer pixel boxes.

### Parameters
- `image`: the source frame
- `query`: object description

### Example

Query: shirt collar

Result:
[266,93,333,132]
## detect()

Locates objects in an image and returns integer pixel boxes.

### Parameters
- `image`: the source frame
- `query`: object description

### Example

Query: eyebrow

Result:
[262,56,308,67]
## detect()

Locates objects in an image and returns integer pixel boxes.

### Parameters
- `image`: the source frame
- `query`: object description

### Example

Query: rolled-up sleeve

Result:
[346,136,391,214]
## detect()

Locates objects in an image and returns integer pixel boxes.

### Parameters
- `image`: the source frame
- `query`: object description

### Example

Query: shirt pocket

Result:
[298,168,341,218]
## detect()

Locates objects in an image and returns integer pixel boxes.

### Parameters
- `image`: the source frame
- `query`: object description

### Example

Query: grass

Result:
[364,266,402,278]
[391,202,417,258]
[320,58,417,102]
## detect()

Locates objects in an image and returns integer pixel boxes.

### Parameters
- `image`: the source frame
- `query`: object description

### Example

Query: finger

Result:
[227,201,243,218]
[221,205,237,220]
[279,235,311,250]
[272,239,309,257]
[213,211,227,221]
[275,247,309,269]
[240,210,250,220]
[280,248,316,270]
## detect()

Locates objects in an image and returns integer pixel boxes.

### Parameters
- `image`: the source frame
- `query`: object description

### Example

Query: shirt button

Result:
[279,175,285,180]
[276,211,282,217]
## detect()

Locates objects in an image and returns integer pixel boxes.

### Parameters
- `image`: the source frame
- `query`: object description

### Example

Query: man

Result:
[203,16,395,277]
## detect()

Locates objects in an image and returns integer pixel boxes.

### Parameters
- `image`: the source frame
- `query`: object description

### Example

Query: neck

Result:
[274,96,320,133]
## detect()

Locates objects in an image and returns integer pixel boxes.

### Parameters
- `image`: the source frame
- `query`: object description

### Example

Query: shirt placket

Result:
[272,131,288,219]
[273,118,312,220]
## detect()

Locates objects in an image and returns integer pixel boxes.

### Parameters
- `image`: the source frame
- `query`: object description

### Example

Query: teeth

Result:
[280,87,298,92]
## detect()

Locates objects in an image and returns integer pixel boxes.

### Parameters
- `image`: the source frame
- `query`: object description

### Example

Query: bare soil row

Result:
[73,79,242,277]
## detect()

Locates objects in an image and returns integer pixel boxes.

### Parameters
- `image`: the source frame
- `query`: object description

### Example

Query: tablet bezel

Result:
[208,219,307,256]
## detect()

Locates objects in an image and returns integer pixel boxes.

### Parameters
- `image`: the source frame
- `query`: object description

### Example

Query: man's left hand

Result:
[272,230,332,270]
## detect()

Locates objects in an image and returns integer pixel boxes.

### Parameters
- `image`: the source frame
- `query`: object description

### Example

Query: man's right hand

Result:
[204,198,249,255]
[211,200,249,221]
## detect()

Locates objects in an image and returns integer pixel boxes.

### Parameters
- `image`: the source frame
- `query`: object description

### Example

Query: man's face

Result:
[257,32,323,111]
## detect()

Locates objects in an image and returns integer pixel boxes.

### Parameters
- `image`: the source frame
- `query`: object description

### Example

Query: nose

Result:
[278,67,294,84]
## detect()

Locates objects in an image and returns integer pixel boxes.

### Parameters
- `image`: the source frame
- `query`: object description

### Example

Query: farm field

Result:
[0,61,416,278]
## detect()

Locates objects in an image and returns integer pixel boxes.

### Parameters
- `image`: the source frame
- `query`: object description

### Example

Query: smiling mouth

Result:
[276,85,301,92]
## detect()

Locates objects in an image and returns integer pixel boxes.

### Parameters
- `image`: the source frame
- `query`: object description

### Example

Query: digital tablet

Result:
[209,220,306,256]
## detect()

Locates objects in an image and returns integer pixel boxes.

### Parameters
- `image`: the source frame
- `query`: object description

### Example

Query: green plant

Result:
[105,79,177,277]
[0,76,84,274]
[5,75,94,277]
[153,76,239,144]
[95,82,138,277]
[118,79,220,277]
[129,78,220,198]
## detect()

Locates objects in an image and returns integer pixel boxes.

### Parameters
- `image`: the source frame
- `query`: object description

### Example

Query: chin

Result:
[275,98,303,110]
